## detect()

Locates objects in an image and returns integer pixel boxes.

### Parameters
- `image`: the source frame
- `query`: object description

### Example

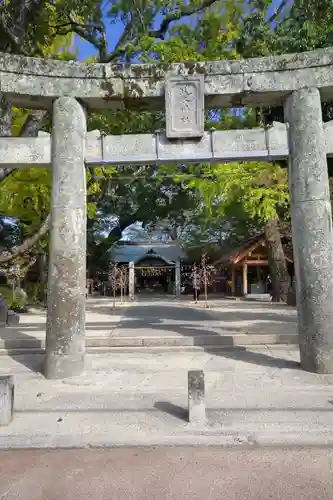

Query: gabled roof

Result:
[135,250,174,266]
[214,232,294,266]
[111,242,187,264]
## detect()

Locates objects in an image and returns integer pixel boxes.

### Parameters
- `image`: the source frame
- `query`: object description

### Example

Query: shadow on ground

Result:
[85,304,129,316]
[0,299,124,373]
[154,401,189,421]
[120,301,299,371]
[122,303,296,324]
[213,346,300,370]
[0,298,299,374]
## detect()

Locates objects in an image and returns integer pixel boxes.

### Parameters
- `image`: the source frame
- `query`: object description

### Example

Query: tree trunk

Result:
[0,0,47,53]
[21,110,47,137]
[0,93,11,136]
[264,217,290,302]
[0,92,14,183]
[37,252,47,302]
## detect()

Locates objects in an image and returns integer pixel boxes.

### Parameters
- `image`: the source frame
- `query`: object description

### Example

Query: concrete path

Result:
[0,297,298,352]
[1,343,333,448]
[115,296,297,337]
[2,297,325,450]
[0,298,127,351]
[1,447,333,499]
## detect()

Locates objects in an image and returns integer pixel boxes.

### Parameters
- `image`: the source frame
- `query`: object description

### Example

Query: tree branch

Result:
[1,168,110,265]
[104,0,217,62]
[107,19,137,62]
[0,168,16,184]
[265,0,289,25]
[149,0,217,39]
[0,214,50,264]
[53,21,102,31]
[56,12,107,62]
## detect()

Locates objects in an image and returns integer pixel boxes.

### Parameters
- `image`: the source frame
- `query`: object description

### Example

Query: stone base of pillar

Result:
[44,352,85,380]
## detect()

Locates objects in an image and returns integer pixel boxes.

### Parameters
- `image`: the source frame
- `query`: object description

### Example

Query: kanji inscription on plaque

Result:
[165,74,204,139]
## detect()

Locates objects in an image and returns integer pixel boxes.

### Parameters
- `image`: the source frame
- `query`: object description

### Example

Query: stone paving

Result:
[0,296,298,351]
[1,340,333,447]
[0,298,126,350]
[1,297,331,448]
[117,296,297,337]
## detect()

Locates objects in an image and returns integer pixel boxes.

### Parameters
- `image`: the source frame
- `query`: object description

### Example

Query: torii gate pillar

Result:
[44,97,87,379]
[285,87,333,374]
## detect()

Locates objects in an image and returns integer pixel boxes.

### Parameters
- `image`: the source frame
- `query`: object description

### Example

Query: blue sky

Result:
[75,13,123,60]
[76,0,290,61]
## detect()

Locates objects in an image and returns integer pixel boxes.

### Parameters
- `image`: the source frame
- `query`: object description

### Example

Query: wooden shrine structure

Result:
[215,234,294,296]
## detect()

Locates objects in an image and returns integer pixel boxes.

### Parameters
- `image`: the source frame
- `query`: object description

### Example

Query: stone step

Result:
[1,408,333,449]
[243,293,272,301]
[0,333,297,355]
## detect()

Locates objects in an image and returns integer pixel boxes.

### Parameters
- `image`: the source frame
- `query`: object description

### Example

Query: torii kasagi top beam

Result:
[1,47,333,110]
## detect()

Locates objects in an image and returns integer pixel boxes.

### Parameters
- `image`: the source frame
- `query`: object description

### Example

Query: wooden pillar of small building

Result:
[129,261,135,301]
[242,262,248,296]
[231,266,236,296]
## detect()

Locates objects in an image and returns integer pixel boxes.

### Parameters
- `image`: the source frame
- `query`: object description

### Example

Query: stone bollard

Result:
[0,375,14,426]
[0,296,7,326]
[7,310,20,326]
[188,370,206,425]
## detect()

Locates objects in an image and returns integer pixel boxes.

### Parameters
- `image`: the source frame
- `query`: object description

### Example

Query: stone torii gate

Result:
[1,48,333,378]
